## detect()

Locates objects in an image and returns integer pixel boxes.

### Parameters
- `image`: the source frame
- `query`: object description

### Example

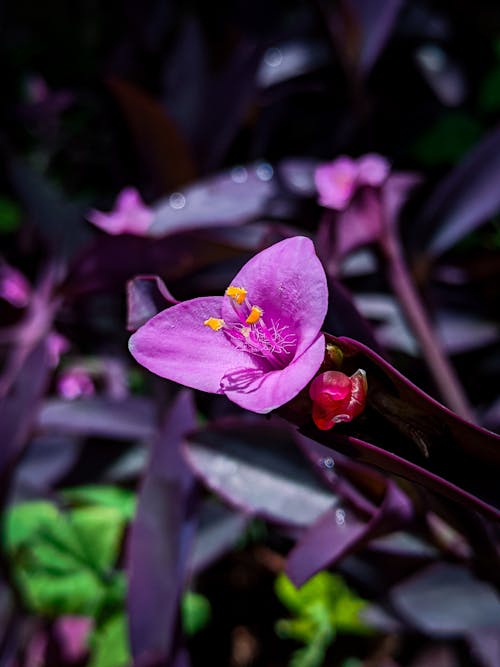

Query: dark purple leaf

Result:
[281,334,500,521]
[37,396,156,441]
[328,0,405,75]
[8,158,91,260]
[149,164,276,238]
[285,505,368,586]
[390,563,500,635]
[350,0,405,74]
[188,500,249,575]
[183,419,338,527]
[108,77,196,195]
[127,391,197,665]
[12,435,81,499]
[286,474,413,586]
[192,41,262,171]
[413,126,500,258]
[409,644,460,667]
[467,630,500,667]
[257,42,329,88]
[0,340,51,481]
[127,275,179,332]
[355,295,499,356]
[277,158,319,197]
[161,17,208,144]
[64,233,245,296]
[415,44,466,107]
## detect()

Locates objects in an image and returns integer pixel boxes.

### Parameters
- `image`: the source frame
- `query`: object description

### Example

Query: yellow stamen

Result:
[246,305,263,325]
[204,317,225,331]
[225,285,247,304]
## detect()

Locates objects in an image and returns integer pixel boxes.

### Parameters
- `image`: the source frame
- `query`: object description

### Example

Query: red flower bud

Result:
[309,369,367,431]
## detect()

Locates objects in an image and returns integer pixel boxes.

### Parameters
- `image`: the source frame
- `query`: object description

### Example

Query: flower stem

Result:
[383,233,474,422]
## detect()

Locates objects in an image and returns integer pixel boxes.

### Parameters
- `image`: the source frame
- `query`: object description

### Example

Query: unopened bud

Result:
[309,369,367,431]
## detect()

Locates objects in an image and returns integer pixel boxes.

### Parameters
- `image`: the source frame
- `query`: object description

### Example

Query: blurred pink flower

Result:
[0,263,31,308]
[54,616,93,663]
[47,332,70,368]
[57,367,95,400]
[87,187,153,236]
[314,154,390,211]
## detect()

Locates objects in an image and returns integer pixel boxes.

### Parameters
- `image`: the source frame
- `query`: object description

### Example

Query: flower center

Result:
[204,285,297,369]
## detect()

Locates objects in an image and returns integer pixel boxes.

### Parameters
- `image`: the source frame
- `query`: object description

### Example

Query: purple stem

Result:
[382,232,474,422]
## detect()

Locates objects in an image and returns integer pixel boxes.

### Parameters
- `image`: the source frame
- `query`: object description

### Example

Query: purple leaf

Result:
[149,163,276,238]
[278,158,319,197]
[413,126,500,257]
[108,77,196,195]
[282,334,500,521]
[285,505,368,586]
[0,340,51,480]
[329,0,405,75]
[390,563,500,635]
[12,436,81,499]
[183,419,339,527]
[257,41,329,88]
[65,233,245,296]
[127,391,198,665]
[351,0,405,74]
[188,500,249,575]
[38,396,156,441]
[324,278,383,353]
[192,41,262,171]
[286,473,413,586]
[127,275,179,332]
[8,158,91,260]
[467,630,500,667]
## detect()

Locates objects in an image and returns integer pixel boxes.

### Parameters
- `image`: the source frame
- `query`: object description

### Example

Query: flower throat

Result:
[204,285,296,369]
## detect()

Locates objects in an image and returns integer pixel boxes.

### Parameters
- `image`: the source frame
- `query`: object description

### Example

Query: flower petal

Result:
[224,333,325,413]
[315,158,358,210]
[222,236,328,358]
[129,296,263,393]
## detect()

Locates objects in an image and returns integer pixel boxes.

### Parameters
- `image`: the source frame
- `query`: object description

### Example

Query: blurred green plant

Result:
[412,112,482,167]
[0,196,22,233]
[275,571,371,667]
[3,487,211,667]
[479,39,500,113]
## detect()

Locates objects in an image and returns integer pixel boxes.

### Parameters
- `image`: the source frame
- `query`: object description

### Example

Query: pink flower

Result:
[57,367,95,400]
[129,237,328,413]
[309,369,367,430]
[0,263,31,308]
[314,154,390,211]
[87,187,153,236]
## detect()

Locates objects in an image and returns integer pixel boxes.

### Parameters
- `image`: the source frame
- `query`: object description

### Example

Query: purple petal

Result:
[129,296,262,394]
[224,334,325,413]
[87,187,153,236]
[314,158,358,210]
[357,154,390,186]
[222,236,328,358]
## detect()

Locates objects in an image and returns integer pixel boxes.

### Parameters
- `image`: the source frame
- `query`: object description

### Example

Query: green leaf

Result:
[275,572,369,641]
[88,614,130,667]
[479,66,500,113]
[3,499,128,618]
[62,485,136,521]
[412,113,482,166]
[181,592,211,636]
[0,197,22,233]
